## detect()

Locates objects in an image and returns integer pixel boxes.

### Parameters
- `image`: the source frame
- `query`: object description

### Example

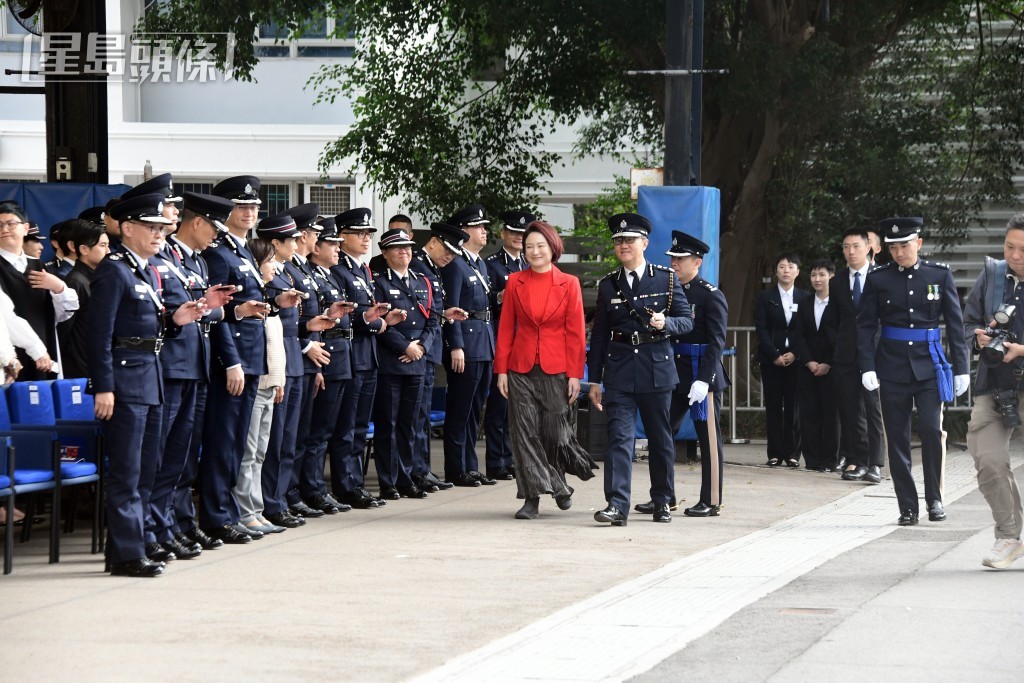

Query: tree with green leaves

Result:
[140,1,1024,322]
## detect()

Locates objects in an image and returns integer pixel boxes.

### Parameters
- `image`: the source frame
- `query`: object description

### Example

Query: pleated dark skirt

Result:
[508,366,598,500]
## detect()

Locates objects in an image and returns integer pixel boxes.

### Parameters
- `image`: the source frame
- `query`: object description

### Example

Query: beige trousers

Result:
[967,393,1024,539]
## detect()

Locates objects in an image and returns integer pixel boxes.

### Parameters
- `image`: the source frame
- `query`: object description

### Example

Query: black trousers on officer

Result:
[411,362,437,476]
[263,375,302,510]
[444,360,491,479]
[797,368,839,470]
[199,373,259,528]
[373,373,424,489]
[289,372,327,503]
[173,381,207,533]
[670,391,724,506]
[760,362,800,461]
[150,378,198,543]
[484,373,512,471]
[832,362,885,468]
[105,401,163,563]
[301,377,346,498]
[329,368,376,495]
[880,378,945,514]
[604,388,675,517]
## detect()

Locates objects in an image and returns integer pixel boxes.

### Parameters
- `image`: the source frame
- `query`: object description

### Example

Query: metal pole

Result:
[664,0,693,186]
[690,0,704,185]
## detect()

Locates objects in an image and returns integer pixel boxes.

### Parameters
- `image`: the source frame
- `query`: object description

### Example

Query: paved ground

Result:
[2,438,1021,682]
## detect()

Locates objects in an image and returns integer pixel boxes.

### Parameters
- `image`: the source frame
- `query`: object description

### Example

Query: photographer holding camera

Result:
[965,212,1024,569]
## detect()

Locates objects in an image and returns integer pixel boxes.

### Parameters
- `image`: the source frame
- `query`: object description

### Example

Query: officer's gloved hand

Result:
[862,371,880,391]
[688,380,709,405]
[954,374,971,396]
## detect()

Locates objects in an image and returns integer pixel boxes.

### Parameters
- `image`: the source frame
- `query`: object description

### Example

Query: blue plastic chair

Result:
[361,422,376,477]
[0,436,14,575]
[430,386,446,435]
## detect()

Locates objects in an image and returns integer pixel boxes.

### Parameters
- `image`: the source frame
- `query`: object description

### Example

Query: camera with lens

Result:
[980,304,1018,367]
[992,387,1022,429]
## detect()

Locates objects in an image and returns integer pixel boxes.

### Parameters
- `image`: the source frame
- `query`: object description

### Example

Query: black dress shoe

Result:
[230,522,264,539]
[634,497,678,514]
[863,465,883,484]
[322,493,352,512]
[898,510,919,526]
[173,531,203,554]
[836,456,847,471]
[290,501,325,518]
[413,474,440,492]
[264,511,303,528]
[109,557,164,577]
[451,473,481,487]
[306,493,341,515]
[145,541,176,562]
[426,472,454,490]
[469,471,497,485]
[164,537,201,560]
[338,487,382,509]
[653,503,672,523]
[186,527,223,549]
[684,501,721,517]
[486,467,514,481]
[594,505,627,526]
[379,487,401,500]
[398,485,429,499]
[928,500,946,522]
[205,524,252,544]
[842,465,868,481]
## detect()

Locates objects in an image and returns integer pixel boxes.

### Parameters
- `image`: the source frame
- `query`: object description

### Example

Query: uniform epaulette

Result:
[923,260,950,270]
[600,270,619,283]
[371,270,384,279]
[109,252,124,261]
[871,262,894,272]
[652,263,672,272]
[485,252,499,261]
[700,280,718,291]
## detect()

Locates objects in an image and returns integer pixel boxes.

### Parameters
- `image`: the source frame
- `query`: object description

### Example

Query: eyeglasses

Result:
[343,229,374,238]
[0,220,25,229]
[128,221,166,233]
[612,236,640,245]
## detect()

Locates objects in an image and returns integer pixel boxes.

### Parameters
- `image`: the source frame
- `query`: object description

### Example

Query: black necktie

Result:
[852,271,862,306]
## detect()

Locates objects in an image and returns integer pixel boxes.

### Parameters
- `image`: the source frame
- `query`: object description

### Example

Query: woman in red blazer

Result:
[495,221,596,520]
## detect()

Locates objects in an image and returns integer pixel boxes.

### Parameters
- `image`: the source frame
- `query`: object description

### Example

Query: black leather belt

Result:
[322,327,354,340]
[114,337,163,354]
[610,330,666,346]
[466,309,491,321]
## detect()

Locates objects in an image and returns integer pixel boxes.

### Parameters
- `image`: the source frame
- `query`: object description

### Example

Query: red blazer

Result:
[494,265,586,378]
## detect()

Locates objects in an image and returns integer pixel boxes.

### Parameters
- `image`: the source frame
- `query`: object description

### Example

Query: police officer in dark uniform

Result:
[483,209,535,480]
[42,222,75,278]
[409,222,470,491]
[588,213,692,526]
[857,217,970,526]
[87,193,209,577]
[634,231,729,518]
[329,208,403,504]
[442,204,498,487]
[372,229,441,498]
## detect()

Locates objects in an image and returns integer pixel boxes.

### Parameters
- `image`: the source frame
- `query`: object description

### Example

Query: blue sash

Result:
[880,326,954,401]
[674,342,709,420]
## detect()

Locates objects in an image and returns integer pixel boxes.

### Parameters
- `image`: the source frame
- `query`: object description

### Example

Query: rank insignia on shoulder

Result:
[109,253,124,261]
[701,281,717,291]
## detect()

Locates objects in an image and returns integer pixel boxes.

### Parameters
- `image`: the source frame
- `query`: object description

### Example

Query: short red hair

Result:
[523,220,564,262]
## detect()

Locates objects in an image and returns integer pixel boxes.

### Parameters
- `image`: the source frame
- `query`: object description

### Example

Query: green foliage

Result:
[571,175,636,279]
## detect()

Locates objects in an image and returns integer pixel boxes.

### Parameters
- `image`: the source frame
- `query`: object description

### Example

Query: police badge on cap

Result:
[498,209,536,233]
[430,222,468,256]
[336,207,374,230]
[666,230,710,258]
[256,214,301,240]
[878,216,924,243]
[109,193,173,224]
[212,175,262,204]
[449,204,490,227]
[607,212,652,239]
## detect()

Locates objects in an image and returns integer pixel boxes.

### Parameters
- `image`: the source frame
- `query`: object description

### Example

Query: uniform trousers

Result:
[832,362,885,468]
[199,373,259,528]
[292,372,333,502]
[444,359,491,479]
[262,376,302,511]
[235,386,276,523]
[149,378,198,543]
[797,369,839,470]
[373,373,424,489]
[967,393,1024,539]
[329,368,375,495]
[303,378,346,497]
[603,388,675,517]
[173,381,207,533]
[879,377,945,514]
[760,361,800,461]
[484,373,512,471]
[104,401,163,563]
[669,390,724,506]
[411,362,436,476]
[137,400,167,545]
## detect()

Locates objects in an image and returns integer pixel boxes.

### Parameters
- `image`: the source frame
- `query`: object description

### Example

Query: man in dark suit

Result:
[57,219,108,379]
[588,213,692,526]
[827,227,885,483]
[857,217,971,525]
[87,193,209,577]
[793,259,839,471]
[754,253,810,467]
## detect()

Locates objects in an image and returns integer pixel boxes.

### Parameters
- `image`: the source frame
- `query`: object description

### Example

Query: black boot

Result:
[515,497,540,520]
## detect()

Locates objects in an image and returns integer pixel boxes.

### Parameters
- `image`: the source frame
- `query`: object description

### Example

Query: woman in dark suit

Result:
[495,221,595,519]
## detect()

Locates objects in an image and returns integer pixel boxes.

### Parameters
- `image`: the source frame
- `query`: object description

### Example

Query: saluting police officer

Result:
[87,193,209,577]
[483,209,534,480]
[635,231,729,518]
[857,217,970,526]
[588,214,693,526]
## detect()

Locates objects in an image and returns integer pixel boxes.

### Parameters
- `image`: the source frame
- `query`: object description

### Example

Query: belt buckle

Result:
[631,331,640,345]
[154,339,164,355]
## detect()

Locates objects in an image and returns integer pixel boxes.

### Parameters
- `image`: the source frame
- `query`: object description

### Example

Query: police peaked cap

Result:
[379,228,417,250]
[449,204,490,227]
[498,209,536,233]
[878,216,924,243]
[78,206,106,225]
[336,207,374,230]
[430,222,468,256]
[608,212,652,238]
[666,230,710,258]
[123,173,181,203]
[284,203,321,230]
[256,214,301,240]
[183,192,234,232]
[212,175,262,204]
[109,193,173,224]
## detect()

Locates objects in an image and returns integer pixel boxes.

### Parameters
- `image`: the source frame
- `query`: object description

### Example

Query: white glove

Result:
[688,380,709,405]
[954,374,971,397]
[862,371,880,391]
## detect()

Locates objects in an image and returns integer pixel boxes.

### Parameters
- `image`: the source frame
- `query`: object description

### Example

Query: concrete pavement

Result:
[1,439,1021,682]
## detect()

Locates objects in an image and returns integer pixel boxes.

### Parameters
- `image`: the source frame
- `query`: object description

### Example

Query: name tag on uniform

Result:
[156,265,169,273]
[303,278,312,286]
[610,298,623,305]
[468,276,478,283]
[134,284,148,293]
[329,289,339,296]
[389,289,400,296]
[239,263,254,274]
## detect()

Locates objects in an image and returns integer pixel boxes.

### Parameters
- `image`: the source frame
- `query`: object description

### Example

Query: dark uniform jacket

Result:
[58,261,95,379]
[856,260,970,382]
[331,251,383,372]
[203,234,268,375]
[754,285,811,365]
[441,252,494,362]
[372,267,440,376]
[284,256,323,376]
[410,250,447,364]
[672,275,730,392]
[588,263,692,393]
[309,262,353,381]
[485,249,524,328]
[269,268,304,378]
